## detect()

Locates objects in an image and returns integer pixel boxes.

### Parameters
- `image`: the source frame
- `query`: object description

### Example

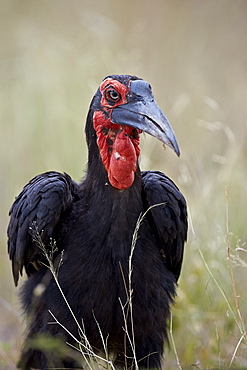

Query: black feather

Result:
[7,171,77,286]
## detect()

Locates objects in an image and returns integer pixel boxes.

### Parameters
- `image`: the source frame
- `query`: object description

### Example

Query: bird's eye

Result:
[106,89,121,102]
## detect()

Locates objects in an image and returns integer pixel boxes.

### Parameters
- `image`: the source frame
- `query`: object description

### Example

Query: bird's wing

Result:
[141,171,187,281]
[7,171,79,286]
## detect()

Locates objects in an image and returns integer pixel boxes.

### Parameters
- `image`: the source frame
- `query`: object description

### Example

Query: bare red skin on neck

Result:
[93,109,141,190]
[108,129,137,189]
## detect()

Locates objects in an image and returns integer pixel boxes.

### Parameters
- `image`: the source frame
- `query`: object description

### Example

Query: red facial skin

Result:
[93,78,141,190]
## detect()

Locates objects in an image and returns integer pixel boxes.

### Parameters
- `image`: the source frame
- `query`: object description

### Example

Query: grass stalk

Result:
[169,312,182,370]
[127,203,166,370]
[30,222,115,370]
[225,188,247,366]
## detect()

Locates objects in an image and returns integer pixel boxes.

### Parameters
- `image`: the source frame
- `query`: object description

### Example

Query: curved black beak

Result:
[111,80,180,156]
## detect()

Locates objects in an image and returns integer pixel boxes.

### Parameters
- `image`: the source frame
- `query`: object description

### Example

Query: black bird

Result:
[7,75,187,369]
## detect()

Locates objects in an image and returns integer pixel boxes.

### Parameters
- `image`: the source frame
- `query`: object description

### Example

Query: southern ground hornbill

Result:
[7,75,187,369]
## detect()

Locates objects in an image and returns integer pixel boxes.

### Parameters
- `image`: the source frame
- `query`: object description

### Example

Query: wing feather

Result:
[7,171,79,286]
[142,170,187,280]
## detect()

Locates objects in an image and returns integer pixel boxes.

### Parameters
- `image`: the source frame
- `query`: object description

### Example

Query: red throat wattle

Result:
[93,110,141,190]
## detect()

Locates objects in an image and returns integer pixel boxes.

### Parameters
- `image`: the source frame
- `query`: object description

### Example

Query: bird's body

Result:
[8,75,187,369]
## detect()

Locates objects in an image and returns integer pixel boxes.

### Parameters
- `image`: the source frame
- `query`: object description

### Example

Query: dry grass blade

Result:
[169,313,182,370]
[29,222,115,370]
[29,223,91,348]
[127,203,166,370]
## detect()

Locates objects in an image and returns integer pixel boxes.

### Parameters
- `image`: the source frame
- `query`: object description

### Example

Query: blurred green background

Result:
[1,0,247,369]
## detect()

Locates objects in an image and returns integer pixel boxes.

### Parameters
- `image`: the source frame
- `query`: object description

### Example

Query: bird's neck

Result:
[82,160,144,259]
[93,111,141,190]
[84,123,143,227]
[85,154,142,198]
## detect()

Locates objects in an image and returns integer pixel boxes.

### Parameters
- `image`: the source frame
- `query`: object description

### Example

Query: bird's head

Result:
[86,75,180,190]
